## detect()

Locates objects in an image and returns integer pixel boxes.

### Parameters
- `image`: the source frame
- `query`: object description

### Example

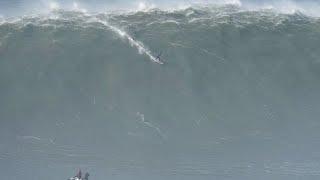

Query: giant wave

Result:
[1,4,320,180]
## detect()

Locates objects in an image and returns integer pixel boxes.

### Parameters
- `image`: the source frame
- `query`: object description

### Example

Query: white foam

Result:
[0,16,4,25]
[241,0,320,17]
[48,1,60,11]
[3,0,320,18]
[72,2,88,13]
[136,1,156,12]
[201,0,242,6]
[105,0,318,17]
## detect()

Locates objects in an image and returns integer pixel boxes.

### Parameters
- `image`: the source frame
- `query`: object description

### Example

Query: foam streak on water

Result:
[92,17,164,65]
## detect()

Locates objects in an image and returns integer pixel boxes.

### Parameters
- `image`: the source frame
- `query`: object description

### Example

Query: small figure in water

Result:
[155,51,162,62]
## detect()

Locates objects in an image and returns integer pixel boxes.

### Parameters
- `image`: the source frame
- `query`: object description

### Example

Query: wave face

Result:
[1,6,320,180]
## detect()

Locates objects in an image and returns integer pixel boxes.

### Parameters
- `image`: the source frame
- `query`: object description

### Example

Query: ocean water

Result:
[1,2,320,180]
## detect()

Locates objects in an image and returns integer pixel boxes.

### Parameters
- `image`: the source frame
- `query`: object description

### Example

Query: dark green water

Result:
[1,6,320,180]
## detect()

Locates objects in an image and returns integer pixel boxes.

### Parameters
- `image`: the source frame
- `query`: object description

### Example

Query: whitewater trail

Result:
[91,17,164,65]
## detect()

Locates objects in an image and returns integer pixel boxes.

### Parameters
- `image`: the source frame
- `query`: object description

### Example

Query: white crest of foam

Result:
[136,1,156,12]
[224,0,242,6]
[242,0,320,17]
[91,17,163,64]
[258,0,302,14]
[49,1,60,10]
[72,2,88,13]
[191,0,242,6]
[0,15,4,25]
[73,2,79,9]
[138,2,147,10]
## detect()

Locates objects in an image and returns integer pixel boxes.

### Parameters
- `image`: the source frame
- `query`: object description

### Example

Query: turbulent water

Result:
[1,5,320,180]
